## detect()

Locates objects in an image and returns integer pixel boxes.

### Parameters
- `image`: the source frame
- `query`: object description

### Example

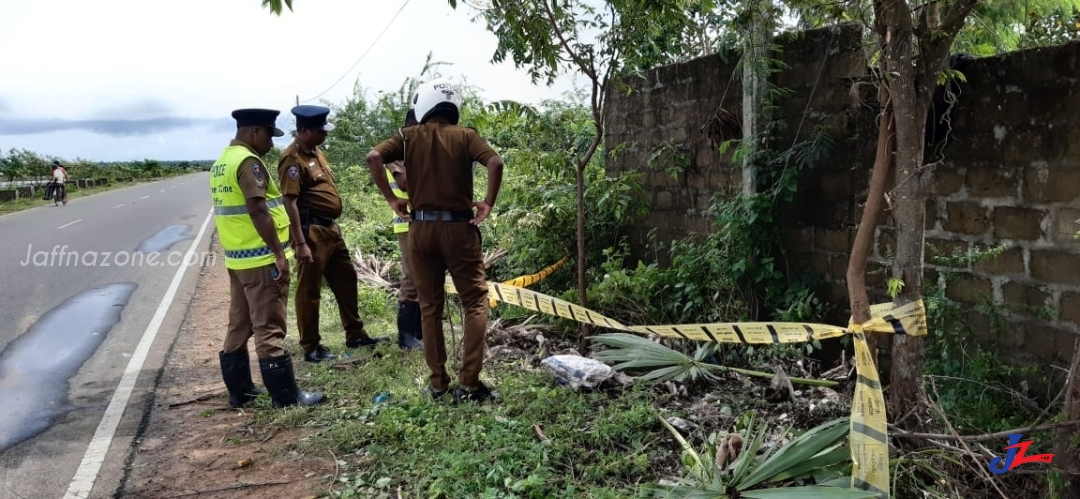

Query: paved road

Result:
[0,172,214,499]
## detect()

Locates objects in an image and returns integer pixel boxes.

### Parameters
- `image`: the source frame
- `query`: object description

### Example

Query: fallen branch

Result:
[926,378,1009,499]
[331,353,381,371]
[167,392,225,408]
[164,480,295,498]
[890,419,1080,443]
[723,365,838,387]
[533,424,550,443]
[353,249,396,290]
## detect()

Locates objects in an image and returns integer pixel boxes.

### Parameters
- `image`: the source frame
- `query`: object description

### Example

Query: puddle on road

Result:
[135,225,192,253]
[0,282,137,453]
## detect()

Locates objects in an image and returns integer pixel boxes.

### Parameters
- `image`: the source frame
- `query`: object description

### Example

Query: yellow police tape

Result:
[487,256,569,308]
[445,265,927,498]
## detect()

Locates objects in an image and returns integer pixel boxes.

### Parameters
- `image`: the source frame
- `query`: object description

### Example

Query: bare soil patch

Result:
[121,239,332,499]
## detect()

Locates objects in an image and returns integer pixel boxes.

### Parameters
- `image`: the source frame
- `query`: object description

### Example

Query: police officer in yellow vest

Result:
[211,108,325,408]
[386,108,423,350]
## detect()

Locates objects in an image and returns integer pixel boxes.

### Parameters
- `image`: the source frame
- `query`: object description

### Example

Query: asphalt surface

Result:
[0,172,214,498]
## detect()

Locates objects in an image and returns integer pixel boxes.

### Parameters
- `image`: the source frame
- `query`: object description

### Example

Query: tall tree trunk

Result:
[846,88,894,365]
[872,0,979,429]
[740,0,771,195]
[880,0,931,423]
[575,106,605,353]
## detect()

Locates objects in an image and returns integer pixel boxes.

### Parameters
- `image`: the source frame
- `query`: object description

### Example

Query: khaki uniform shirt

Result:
[230,139,270,201]
[373,122,497,211]
[277,140,343,219]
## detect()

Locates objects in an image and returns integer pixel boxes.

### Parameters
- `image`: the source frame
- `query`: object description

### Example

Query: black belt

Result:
[299,209,335,228]
[412,210,473,222]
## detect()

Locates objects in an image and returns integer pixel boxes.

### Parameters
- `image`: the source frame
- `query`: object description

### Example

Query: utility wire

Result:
[298,0,412,103]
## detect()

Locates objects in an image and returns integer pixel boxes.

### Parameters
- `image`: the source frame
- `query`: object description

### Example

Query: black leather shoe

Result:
[454,382,499,404]
[423,384,451,402]
[346,336,389,349]
[304,345,337,363]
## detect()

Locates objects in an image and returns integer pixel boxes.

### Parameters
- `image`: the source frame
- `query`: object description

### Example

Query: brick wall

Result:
[605,23,1080,366]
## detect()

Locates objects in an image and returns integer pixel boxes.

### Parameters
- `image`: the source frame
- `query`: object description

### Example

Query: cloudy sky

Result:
[0,0,580,162]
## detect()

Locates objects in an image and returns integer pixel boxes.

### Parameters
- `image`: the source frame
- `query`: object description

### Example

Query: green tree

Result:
[448,0,721,351]
[262,0,292,15]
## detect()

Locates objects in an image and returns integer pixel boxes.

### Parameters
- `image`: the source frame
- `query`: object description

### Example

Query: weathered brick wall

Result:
[605,23,1080,366]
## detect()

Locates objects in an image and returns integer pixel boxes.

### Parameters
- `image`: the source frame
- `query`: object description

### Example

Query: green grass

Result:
[252,276,673,498]
[273,348,664,498]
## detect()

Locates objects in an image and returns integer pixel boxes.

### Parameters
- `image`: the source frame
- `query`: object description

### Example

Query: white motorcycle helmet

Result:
[413,78,462,125]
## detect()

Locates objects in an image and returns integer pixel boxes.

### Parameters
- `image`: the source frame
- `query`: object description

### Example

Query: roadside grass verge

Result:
[264,281,670,498]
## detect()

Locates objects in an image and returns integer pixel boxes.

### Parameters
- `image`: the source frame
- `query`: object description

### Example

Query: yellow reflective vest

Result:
[210,145,292,270]
[387,167,409,234]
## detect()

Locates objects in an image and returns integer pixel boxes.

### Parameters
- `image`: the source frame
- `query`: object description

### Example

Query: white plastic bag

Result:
[540,355,615,389]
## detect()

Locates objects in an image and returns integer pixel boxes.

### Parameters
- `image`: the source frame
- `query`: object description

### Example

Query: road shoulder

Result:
[119,236,332,499]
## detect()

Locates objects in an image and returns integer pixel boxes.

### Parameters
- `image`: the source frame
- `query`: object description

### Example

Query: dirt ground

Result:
[120,240,333,499]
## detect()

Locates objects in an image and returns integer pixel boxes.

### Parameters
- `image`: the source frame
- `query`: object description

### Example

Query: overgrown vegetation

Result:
[243,1,1080,497]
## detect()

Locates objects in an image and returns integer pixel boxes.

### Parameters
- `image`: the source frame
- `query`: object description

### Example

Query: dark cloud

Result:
[0,97,241,136]
[90,99,175,120]
[0,116,234,136]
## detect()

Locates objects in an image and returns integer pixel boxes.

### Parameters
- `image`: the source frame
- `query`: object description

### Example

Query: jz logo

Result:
[988,434,1054,475]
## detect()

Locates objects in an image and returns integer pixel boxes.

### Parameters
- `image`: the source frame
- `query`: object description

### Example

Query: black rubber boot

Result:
[258,354,326,408]
[397,301,424,350]
[219,349,265,408]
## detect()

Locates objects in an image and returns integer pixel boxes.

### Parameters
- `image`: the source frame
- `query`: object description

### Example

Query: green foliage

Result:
[589,237,744,326]
[886,278,905,299]
[321,53,454,168]
[475,98,650,296]
[261,0,293,15]
[653,413,872,497]
[711,125,835,320]
[954,0,1080,55]
[278,354,663,498]
[921,245,1054,434]
[591,333,840,387]
[471,0,724,86]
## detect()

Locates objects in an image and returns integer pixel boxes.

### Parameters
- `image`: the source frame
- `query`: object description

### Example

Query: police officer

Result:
[278,105,387,363]
[385,108,423,350]
[366,79,505,402]
[211,108,325,408]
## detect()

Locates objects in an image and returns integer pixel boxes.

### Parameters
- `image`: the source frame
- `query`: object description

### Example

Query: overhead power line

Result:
[299,0,412,103]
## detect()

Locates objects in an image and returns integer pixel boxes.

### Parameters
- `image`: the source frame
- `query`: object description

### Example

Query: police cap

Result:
[231,108,285,137]
[291,105,336,132]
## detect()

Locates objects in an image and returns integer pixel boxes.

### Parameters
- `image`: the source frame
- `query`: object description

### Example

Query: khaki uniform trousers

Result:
[224,263,288,359]
[295,224,367,353]
[408,220,488,391]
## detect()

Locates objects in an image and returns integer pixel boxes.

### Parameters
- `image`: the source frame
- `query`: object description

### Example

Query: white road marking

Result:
[64,207,215,499]
[112,204,124,209]
[57,219,82,229]
[141,195,150,199]
[159,189,164,193]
